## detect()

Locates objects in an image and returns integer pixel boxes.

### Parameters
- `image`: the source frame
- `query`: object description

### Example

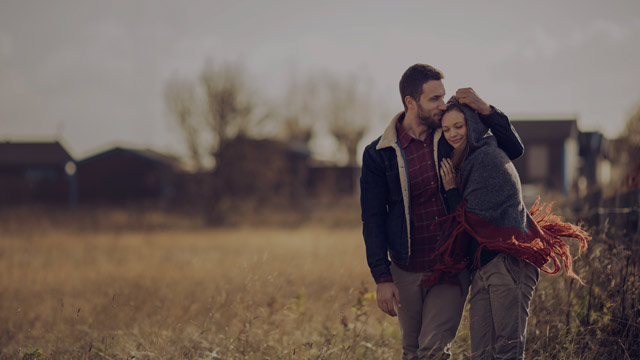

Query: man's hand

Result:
[456,88,492,116]
[376,282,401,317]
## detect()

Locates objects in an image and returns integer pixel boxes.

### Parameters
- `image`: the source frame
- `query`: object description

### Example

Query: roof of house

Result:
[77,146,181,168]
[511,119,578,142]
[0,141,73,166]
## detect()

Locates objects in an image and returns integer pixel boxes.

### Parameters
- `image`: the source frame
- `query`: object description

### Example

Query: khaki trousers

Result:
[390,263,471,360]
[468,253,539,360]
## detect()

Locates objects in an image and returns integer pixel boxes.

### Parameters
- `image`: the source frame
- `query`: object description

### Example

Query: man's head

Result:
[399,64,446,129]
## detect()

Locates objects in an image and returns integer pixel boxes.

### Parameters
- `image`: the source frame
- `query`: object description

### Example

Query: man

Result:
[360,64,524,359]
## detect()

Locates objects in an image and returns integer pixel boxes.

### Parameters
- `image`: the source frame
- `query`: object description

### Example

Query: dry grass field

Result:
[0,206,638,359]
[0,219,403,359]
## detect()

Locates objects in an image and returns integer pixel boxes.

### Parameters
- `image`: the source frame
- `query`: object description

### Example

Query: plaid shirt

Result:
[393,120,448,274]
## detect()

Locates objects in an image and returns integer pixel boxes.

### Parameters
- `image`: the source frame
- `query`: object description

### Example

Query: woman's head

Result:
[441,106,467,150]
[441,97,494,178]
[441,102,470,178]
[442,96,493,153]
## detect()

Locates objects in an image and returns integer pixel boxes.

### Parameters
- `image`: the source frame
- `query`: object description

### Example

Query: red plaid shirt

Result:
[393,119,448,273]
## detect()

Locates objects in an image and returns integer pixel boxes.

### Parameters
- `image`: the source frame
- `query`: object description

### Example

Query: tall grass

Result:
[524,221,640,359]
[0,222,400,359]
[0,206,638,359]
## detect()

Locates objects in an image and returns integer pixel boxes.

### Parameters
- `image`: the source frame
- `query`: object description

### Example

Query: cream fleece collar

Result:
[376,111,442,149]
[376,112,404,150]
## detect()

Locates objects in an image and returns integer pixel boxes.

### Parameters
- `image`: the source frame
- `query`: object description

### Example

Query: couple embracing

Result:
[360,64,590,360]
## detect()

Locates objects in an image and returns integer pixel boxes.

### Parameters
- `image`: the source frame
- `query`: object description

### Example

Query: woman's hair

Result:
[443,104,469,185]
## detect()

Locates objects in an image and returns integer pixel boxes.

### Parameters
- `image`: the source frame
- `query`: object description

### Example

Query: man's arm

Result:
[360,144,393,283]
[456,88,524,160]
[360,144,402,316]
[479,106,524,160]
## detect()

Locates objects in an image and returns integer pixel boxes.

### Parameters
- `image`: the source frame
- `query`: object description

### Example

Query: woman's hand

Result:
[440,158,457,190]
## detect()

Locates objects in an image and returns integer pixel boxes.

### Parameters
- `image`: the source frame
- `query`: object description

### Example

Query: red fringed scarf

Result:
[421,198,591,288]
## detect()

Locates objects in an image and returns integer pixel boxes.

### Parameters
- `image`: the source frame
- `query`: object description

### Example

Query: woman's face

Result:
[441,109,467,150]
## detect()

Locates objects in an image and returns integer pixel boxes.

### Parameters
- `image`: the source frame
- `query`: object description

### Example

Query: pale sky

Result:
[1,0,639,161]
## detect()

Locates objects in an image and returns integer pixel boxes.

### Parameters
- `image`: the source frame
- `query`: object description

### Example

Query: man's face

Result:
[415,80,446,129]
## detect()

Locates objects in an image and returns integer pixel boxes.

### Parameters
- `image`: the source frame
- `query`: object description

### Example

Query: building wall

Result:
[77,152,171,203]
[0,165,71,204]
[513,140,566,192]
[563,136,580,194]
[214,137,309,205]
[307,166,359,199]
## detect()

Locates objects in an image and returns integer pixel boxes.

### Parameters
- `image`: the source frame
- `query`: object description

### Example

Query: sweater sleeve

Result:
[462,148,522,219]
[445,188,463,212]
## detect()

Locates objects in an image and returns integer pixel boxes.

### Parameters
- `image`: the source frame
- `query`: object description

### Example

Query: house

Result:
[213,136,311,205]
[511,119,580,196]
[307,163,360,200]
[0,141,77,205]
[177,135,366,210]
[76,146,179,205]
[578,131,612,194]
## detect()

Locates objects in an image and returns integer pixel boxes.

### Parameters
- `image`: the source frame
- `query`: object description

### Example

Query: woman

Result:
[428,97,590,360]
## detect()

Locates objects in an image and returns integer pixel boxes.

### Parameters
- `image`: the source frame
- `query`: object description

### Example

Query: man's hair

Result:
[399,64,444,110]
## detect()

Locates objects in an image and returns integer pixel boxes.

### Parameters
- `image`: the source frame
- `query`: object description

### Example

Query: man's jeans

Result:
[468,253,539,360]
[390,263,471,360]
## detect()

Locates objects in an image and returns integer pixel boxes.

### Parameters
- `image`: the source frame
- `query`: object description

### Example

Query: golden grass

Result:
[0,226,404,359]
[1,213,638,359]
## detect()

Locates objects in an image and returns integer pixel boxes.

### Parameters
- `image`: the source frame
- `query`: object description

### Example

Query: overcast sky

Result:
[1,0,639,160]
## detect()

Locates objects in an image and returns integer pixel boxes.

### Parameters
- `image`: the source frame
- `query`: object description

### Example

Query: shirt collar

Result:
[395,119,413,148]
[395,118,432,148]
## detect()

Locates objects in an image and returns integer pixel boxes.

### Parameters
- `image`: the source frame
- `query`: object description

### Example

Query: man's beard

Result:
[417,105,441,129]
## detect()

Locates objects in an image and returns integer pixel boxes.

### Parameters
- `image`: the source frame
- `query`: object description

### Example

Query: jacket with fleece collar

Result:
[360,106,524,283]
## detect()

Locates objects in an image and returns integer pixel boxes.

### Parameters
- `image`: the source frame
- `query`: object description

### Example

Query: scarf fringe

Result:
[422,197,591,288]
[527,197,591,284]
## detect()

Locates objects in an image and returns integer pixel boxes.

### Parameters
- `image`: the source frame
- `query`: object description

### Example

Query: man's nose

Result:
[438,100,446,110]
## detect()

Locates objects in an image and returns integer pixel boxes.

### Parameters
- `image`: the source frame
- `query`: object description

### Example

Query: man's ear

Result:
[404,96,415,111]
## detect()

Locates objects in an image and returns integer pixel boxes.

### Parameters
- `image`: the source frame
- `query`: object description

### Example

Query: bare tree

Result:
[325,74,370,166]
[164,62,377,220]
[165,62,257,170]
[279,74,323,145]
[200,61,255,164]
[165,77,203,171]
[164,61,261,223]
